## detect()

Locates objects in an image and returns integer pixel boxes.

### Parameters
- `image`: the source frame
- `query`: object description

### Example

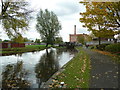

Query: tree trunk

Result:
[98,37,101,45]
[46,48,48,55]
[51,43,54,47]
[46,43,48,47]
[113,38,117,43]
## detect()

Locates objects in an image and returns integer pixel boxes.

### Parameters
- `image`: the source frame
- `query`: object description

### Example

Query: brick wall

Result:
[11,43,25,48]
[2,43,9,48]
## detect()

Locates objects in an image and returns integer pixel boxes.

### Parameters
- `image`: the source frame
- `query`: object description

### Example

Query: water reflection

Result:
[35,49,59,88]
[1,48,77,88]
[2,61,30,89]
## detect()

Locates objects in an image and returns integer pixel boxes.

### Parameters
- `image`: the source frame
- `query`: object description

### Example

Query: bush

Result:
[96,44,110,51]
[105,43,120,53]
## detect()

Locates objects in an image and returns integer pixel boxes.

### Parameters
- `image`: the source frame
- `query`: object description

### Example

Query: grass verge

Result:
[50,47,90,88]
[0,45,47,55]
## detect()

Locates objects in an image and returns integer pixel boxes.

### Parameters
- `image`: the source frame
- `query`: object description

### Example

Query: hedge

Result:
[105,43,120,54]
[96,44,110,51]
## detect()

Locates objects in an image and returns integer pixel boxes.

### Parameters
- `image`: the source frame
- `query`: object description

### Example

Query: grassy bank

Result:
[50,47,90,88]
[0,45,47,55]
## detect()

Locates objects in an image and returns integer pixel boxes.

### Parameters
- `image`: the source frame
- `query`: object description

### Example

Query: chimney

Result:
[74,25,76,35]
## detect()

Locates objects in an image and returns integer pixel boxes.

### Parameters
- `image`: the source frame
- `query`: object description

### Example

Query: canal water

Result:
[0,48,77,88]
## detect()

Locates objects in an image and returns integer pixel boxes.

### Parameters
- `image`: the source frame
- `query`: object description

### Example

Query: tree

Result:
[104,2,120,33]
[89,32,96,39]
[0,38,2,42]
[35,38,41,43]
[36,9,61,47]
[3,39,10,42]
[35,49,59,87]
[80,2,119,45]
[11,34,24,43]
[77,35,85,44]
[23,37,30,42]
[0,0,32,38]
[2,61,30,88]
[11,35,31,43]
[54,37,63,44]
[31,40,34,42]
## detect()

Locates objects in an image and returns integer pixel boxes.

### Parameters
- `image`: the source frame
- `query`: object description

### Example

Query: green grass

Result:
[0,45,66,55]
[0,45,46,55]
[53,47,90,88]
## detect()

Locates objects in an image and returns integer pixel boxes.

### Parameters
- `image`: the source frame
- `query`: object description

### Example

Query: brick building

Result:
[69,25,89,42]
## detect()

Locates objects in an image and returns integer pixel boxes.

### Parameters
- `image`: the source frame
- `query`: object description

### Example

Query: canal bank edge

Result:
[1,45,49,56]
[42,47,90,88]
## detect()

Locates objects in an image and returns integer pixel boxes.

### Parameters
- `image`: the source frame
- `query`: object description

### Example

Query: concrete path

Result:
[84,48,119,88]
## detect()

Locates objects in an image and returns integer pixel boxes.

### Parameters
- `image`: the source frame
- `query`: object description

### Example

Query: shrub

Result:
[96,44,110,51]
[105,43,120,53]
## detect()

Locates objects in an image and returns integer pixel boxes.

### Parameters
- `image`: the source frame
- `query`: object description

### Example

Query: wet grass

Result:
[53,47,90,88]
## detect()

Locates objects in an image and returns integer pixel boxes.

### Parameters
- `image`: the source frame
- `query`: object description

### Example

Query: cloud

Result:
[52,1,80,17]
[0,0,88,41]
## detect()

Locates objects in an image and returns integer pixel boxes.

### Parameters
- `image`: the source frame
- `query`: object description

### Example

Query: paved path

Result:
[84,48,119,88]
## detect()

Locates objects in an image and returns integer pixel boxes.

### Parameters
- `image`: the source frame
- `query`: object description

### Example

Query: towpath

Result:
[84,48,119,88]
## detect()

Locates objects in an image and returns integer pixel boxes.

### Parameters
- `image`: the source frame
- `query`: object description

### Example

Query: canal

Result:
[0,48,77,88]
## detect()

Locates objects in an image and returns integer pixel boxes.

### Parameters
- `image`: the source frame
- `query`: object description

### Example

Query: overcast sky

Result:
[0,0,89,41]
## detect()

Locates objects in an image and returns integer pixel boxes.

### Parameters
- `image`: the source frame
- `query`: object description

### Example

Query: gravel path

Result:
[84,48,119,88]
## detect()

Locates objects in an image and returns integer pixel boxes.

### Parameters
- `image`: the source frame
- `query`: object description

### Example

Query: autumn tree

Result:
[36,9,61,47]
[0,0,32,38]
[104,2,120,33]
[11,35,31,43]
[77,35,85,44]
[23,37,30,42]
[11,34,24,43]
[80,2,119,45]
[77,34,92,44]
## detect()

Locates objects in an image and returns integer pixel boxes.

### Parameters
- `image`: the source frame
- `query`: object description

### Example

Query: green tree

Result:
[11,35,31,43]
[35,49,59,87]
[11,34,24,43]
[80,2,118,45]
[3,39,10,42]
[54,37,63,44]
[35,38,41,43]
[23,37,30,42]
[31,40,34,42]
[77,35,85,44]
[0,0,32,38]
[36,9,61,47]
[0,38,2,42]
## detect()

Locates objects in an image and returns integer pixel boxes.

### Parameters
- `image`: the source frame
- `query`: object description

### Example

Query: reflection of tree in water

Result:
[56,48,77,57]
[35,49,59,88]
[56,49,64,56]
[2,61,30,89]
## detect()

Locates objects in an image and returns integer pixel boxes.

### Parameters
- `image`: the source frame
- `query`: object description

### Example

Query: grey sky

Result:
[0,0,89,41]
